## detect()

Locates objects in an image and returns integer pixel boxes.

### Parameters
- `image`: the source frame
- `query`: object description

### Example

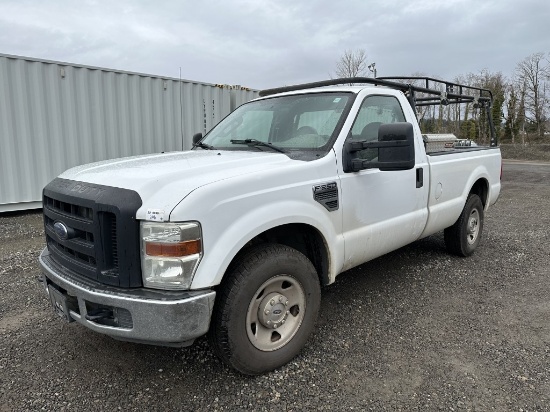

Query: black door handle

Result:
[416,168,424,188]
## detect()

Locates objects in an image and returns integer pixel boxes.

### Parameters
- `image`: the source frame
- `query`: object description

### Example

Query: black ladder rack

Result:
[259,77,497,147]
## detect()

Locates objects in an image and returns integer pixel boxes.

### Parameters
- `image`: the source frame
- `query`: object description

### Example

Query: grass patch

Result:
[499,144,550,162]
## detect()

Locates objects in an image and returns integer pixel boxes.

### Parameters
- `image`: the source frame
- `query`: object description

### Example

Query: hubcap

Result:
[466,208,480,245]
[258,293,289,329]
[246,275,306,351]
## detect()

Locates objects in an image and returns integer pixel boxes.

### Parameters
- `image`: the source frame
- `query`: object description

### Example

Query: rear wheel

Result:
[444,194,484,256]
[208,243,321,375]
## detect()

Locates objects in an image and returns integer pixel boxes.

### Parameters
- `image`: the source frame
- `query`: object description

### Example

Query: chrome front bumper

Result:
[39,248,216,347]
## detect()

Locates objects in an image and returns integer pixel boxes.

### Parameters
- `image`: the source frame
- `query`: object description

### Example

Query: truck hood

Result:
[60,150,297,219]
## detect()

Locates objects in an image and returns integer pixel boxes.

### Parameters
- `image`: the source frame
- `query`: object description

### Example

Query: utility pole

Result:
[368,62,377,78]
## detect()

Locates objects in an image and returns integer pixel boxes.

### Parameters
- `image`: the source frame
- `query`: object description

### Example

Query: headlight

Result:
[140,221,202,290]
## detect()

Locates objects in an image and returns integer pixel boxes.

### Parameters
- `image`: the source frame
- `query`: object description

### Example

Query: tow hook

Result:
[85,308,113,322]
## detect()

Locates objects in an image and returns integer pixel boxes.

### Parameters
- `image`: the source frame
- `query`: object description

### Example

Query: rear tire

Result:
[208,243,321,375]
[444,194,484,257]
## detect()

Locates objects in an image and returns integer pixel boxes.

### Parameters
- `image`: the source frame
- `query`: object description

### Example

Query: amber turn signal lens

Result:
[146,239,201,257]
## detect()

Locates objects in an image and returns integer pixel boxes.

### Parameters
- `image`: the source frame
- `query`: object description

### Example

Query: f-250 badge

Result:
[313,182,337,193]
[312,182,339,211]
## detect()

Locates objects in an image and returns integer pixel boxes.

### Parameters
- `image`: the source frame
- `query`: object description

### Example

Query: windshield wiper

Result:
[230,139,286,153]
[193,141,216,150]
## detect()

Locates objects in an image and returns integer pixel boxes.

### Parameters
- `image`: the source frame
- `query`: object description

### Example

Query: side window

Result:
[350,95,406,159]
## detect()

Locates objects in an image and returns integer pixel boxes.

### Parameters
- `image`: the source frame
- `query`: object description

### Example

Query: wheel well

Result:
[231,224,330,286]
[469,178,489,207]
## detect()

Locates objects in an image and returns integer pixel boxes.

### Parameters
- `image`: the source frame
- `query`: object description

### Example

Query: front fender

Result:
[165,151,344,290]
[190,198,344,289]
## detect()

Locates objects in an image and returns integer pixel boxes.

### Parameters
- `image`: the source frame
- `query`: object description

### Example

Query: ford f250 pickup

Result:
[39,77,501,374]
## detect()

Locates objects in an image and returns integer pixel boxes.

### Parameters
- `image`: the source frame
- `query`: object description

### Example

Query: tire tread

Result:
[208,243,320,374]
[444,194,483,257]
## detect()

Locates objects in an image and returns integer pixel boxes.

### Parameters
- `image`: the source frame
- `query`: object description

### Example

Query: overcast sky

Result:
[1,0,548,89]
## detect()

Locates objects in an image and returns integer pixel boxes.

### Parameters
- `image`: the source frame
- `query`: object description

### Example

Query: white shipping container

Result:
[0,54,259,212]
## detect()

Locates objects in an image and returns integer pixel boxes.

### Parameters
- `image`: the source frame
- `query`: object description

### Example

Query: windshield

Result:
[201,92,353,156]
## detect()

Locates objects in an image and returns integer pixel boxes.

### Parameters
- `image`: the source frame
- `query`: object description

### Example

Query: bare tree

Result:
[503,84,519,143]
[515,52,550,138]
[475,70,507,144]
[334,49,369,83]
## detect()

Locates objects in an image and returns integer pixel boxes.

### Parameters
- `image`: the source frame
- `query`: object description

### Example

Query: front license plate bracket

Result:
[48,286,76,323]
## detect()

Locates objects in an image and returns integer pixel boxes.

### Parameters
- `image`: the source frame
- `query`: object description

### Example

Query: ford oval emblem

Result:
[53,221,69,240]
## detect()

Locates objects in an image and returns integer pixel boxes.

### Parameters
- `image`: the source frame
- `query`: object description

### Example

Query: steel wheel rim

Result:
[246,275,306,351]
[466,208,480,245]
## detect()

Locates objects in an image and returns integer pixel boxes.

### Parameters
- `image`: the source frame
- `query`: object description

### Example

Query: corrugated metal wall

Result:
[0,54,259,212]
[230,85,259,110]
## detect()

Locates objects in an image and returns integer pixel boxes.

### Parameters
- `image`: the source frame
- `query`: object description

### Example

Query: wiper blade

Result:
[230,139,286,153]
[193,141,216,150]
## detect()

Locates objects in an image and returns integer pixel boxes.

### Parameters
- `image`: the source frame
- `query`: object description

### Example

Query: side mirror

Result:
[192,132,203,144]
[344,122,415,172]
[377,123,415,171]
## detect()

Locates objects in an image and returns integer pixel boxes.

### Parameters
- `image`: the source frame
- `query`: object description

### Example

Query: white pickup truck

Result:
[39,77,501,374]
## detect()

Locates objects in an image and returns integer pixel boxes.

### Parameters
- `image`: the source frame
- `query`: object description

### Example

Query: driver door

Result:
[339,94,428,271]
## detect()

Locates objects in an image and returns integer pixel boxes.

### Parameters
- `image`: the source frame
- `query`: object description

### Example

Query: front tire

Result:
[444,194,484,256]
[208,243,321,375]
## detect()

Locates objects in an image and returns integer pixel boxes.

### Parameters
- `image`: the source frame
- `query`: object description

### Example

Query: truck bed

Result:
[420,147,501,239]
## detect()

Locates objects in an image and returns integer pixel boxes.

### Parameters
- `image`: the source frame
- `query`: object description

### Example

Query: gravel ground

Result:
[1,161,549,411]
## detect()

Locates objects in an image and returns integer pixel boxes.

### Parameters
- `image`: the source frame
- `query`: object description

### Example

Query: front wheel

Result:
[444,194,484,257]
[208,243,321,375]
